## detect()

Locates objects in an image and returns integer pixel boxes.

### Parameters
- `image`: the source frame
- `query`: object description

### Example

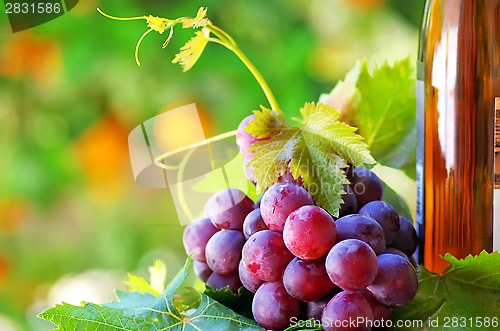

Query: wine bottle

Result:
[417,0,500,273]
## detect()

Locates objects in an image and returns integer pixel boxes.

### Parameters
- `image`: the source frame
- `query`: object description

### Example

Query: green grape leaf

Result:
[172,28,211,72]
[320,59,416,180]
[393,251,500,330]
[38,258,261,331]
[204,286,254,319]
[247,103,375,217]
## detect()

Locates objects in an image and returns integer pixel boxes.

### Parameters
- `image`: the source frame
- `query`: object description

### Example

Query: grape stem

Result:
[97,7,281,113]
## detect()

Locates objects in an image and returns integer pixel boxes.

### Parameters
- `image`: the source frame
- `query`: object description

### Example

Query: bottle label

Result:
[416,61,424,227]
[494,98,500,251]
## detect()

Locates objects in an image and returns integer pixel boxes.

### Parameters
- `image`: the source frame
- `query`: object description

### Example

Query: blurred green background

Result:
[0,0,424,330]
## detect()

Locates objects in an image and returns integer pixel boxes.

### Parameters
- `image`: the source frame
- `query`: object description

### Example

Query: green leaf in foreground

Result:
[38,258,261,331]
[394,251,500,330]
[320,59,416,180]
[247,102,375,217]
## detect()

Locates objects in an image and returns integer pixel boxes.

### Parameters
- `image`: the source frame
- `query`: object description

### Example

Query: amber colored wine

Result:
[417,0,500,274]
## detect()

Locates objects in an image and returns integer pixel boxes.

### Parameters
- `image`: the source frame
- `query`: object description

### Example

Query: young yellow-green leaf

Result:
[38,258,261,331]
[123,259,166,295]
[394,251,500,330]
[180,7,211,28]
[247,102,374,217]
[172,28,211,72]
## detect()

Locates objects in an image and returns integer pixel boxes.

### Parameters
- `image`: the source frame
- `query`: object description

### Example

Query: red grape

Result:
[348,167,383,209]
[205,188,254,230]
[260,182,314,232]
[243,208,268,239]
[238,260,264,293]
[182,217,218,262]
[283,257,335,301]
[206,272,242,294]
[367,254,418,307]
[321,291,374,331]
[252,281,301,330]
[242,230,293,281]
[193,260,212,282]
[389,216,418,256]
[205,230,245,275]
[325,239,378,291]
[283,205,336,260]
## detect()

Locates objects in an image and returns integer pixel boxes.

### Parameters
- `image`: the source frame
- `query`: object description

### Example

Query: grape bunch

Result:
[181,116,419,331]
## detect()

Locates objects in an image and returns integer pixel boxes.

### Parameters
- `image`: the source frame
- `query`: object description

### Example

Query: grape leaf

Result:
[38,258,261,331]
[320,59,416,180]
[393,251,500,330]
[204,286,254,319]
[247,102,375,217]
[172,28,211,72]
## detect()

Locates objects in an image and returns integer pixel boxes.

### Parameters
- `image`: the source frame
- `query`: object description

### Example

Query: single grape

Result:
[359,288,393,323]
[389,216,418,256]
[193,260,212,282]
[283,257,335,301]
[321,291,374,331]
[252,281,301,330]
[205,230,245,275]
[260,182,314,232]
[238,260,264,293]
[367,254,418,307]
[339,185,357,217]
[205,188,255,230]
[242,230,294,281]
[182,217,218,262]
[348,167,383,209]
[335,214,386,255]
[283,205,336,260]
[325,239,378,291]
[358,201,400,245]
[206,272,242,294]
[243,208,268,239]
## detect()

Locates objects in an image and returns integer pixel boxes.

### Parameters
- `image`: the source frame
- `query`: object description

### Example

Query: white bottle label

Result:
[494,98,500,251]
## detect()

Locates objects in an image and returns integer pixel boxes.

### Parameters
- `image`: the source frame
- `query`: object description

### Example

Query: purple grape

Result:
[193,260,212,282]
[206,272,242,294]
[325,239,378,291]
[358,201,400,245]
[238,260,264,293]
[242,230,294,281]
[252,281,301,330]
[334,214,386,255]
[389,216,418,256]
[383,248,409,260]
[283,257,335,301]
[367,254,418,307]
[182,218,218,262]
[260,182,314,233]
[339,185,357,217]
[283,205,336,260]
[321,291,374,331]
[205,188,255,230]
[359,288,393,323]
[205,230,245,275]
[243,208,268,240]
[348,167,383,209]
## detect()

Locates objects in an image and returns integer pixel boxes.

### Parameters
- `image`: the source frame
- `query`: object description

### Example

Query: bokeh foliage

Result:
[0,0,424,330]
